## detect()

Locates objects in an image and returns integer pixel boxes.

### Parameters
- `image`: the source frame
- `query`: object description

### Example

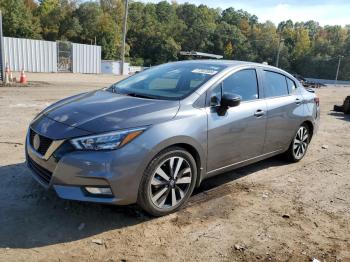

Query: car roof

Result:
[177,59,298,79]
[175,59,278,70]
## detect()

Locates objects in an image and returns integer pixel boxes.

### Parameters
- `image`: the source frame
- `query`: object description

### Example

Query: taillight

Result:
[314,97,320,106]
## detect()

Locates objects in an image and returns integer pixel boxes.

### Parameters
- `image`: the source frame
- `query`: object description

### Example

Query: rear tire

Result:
[137,147,197,217]
[285,124,311,162]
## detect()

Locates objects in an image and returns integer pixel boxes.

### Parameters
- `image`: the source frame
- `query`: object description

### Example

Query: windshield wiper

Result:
[123,92,156,99]
[109,86,160,100]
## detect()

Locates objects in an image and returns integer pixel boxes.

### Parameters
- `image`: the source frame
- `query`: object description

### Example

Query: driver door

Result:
[206,69,267,173]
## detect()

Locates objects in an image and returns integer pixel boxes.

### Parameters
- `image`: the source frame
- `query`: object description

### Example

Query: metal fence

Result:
[3,37,57,72]
[3,37,101,74]
[72,43,101,74]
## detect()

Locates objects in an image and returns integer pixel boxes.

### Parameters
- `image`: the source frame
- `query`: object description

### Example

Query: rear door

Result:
[206,68,267,173]
[261,69,304,153]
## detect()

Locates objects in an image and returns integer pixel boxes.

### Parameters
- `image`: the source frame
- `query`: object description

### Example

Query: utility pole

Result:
[275,37,284,68]
[335,55,344,85]
[0,11,4,82]
[120,0,129,75]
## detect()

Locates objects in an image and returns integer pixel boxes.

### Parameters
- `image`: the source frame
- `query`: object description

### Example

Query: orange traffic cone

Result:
[4,63,10,84]
[19,69,27,84]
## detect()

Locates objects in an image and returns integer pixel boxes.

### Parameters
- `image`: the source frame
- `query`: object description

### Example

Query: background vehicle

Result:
[26,61,320,216]
[293,74,324,88]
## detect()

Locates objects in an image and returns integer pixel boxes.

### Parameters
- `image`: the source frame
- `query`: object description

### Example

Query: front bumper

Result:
[25,129,149,205]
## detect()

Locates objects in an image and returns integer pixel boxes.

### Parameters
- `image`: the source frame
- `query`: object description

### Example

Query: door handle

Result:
[295,98,302,105]
[254,109,265,117]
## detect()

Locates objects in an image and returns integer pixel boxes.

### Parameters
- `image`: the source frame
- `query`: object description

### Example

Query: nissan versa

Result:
[26,60,320,216]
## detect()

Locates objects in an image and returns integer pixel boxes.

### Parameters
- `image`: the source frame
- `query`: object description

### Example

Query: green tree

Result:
[37,0,82,41]
[76,2,120,59]
[293,28,311,59]
[36,0,60,40]
[224,41,233,58]
[24,0,38,11]
[1,0,349,79]
[249,21,279,65]
[0,0,41,38]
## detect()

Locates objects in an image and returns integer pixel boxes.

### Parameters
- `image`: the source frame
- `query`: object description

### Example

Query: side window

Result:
[263,71,289,97]
[286,77,297,94]
[222,69,259,101]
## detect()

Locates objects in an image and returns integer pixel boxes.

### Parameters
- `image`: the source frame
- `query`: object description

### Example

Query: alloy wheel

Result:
[293,126,309,159]
[150,156,192,209]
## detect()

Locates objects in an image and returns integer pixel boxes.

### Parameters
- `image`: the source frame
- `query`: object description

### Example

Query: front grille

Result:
[27,156,53,185]
[30,129,53,156]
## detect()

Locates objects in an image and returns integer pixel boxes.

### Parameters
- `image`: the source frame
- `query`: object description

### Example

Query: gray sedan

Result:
[26,60,320,216]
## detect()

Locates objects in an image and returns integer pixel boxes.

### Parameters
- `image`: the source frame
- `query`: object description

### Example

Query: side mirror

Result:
[210,96,220,107]
[221,93,241,108]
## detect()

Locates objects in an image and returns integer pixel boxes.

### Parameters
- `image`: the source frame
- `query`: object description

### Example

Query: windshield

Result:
[109,62,226,100]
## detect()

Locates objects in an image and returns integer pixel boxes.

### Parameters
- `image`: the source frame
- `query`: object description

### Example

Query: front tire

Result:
[137,147,197,217]
[285,124,311,162]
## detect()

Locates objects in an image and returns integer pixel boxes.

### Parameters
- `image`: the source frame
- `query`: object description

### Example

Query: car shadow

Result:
[0,156,288,249]
[329,111,350,122]
[193,155,286,197]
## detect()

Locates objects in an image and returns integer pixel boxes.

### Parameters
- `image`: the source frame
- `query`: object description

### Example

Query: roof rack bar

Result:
[180,51,223,59]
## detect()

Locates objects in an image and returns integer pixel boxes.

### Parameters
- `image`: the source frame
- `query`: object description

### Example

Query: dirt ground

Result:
[0,73,349,262]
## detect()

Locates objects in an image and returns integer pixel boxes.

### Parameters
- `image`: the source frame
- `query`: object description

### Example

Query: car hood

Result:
[40,90,180,134]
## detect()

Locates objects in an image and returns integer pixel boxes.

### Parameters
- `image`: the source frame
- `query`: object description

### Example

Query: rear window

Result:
[263,71,289,98]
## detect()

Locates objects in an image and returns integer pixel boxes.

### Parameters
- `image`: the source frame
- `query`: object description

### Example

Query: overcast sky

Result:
[140,0,350,26]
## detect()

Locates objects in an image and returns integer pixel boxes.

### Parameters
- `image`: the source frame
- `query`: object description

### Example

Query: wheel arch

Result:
[148,137,206,188]
[301,120,314,141]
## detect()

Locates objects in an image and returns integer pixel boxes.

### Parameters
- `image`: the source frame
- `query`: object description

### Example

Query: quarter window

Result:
[222,69,259,101]
[210,83,222,106]
[263,71,289,97]
[286,77,297,93]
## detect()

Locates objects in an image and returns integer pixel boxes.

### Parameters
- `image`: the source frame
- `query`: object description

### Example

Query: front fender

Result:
[132,108,208,187]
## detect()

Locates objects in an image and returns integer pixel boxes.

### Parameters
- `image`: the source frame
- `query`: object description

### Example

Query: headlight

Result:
[70,127,146,151]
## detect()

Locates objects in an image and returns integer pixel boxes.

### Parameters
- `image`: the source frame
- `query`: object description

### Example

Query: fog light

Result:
[85,187,112,196]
